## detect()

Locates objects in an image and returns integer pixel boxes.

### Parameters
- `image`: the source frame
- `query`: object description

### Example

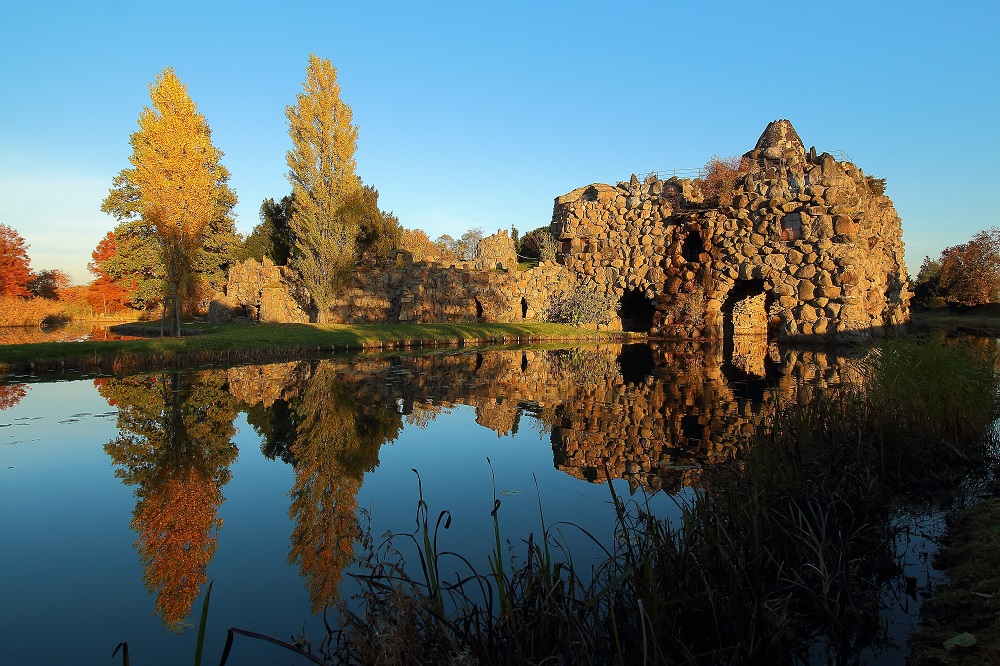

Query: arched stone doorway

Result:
[722,279,770,337]
[619,288,655,332]
[722,280,772,377]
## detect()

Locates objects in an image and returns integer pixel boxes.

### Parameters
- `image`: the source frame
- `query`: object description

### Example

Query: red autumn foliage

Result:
[0,384,28,410]
[0,224,32,298]
[938,228,1000,306]
[87,231,130,315]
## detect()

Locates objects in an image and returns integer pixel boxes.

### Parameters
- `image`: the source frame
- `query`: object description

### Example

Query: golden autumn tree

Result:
[100,371,238,628]
[286,55,363,319]
[104,68,233,336]
[287,361,402,611]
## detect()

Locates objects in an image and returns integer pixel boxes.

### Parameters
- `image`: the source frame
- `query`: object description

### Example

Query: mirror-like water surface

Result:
[1,342,894,664]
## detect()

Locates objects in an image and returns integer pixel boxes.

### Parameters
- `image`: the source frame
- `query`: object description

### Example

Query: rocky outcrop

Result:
[216,257,311,324]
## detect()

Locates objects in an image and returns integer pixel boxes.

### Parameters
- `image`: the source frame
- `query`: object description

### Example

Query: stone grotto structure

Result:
[215,120,910,343]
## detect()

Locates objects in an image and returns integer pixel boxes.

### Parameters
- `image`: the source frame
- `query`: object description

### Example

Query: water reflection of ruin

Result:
[229,342,856,496]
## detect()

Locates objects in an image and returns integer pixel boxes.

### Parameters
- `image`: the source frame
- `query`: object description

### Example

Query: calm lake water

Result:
[1,342,921,664]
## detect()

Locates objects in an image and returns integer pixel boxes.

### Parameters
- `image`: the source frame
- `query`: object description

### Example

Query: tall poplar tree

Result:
[103,68,233,336]
[286,54,362,320]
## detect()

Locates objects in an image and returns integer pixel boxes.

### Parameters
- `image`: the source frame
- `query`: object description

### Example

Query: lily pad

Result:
[943,632,976,650]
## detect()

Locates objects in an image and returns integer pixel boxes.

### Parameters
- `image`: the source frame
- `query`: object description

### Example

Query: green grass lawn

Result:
[0,321,626,375]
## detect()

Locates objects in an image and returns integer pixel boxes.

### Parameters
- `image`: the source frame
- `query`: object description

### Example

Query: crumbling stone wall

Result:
[472,229,518,271]
[211,257,311,324]
[220,121,909,342]
[222,241,602,328]
[551,120,910,342]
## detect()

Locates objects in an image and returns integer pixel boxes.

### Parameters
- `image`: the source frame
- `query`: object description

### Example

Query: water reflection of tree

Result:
[0,383,28,409]
[99,371,238,629]
[287,361,403,612]
[246,398,299,464]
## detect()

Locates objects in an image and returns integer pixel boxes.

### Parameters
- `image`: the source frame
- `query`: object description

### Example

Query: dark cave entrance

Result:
[619,288,655,333]
[681,232,704,263]
[521,297,528,319]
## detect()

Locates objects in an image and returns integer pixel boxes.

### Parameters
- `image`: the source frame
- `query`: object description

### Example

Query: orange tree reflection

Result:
[286,361,402,612]
[99,371,238,629]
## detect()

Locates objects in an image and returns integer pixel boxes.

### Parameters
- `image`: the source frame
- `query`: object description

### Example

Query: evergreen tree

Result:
[241,195,295,264]
[286,54,361,320]
[344,185,401,262]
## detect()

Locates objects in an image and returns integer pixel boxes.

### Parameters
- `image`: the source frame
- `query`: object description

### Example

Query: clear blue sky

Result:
[1,0,997,284]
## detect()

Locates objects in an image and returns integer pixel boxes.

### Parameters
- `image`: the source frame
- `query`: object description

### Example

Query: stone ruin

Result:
[551,119,910,342]
[217,120,910,343]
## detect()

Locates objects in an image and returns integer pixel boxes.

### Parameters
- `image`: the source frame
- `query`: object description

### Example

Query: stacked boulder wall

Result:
[550,119,910,342]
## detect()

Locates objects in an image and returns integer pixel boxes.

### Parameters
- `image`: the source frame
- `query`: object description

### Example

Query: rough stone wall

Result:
[551,119,910,342]
[222,232,596,327]
[213,257,311,324]
[473,229,518,271]
[326,254,585,325]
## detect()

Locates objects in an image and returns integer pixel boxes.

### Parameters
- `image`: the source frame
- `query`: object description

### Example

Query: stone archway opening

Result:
[474,298,484,320]
[722,279,770,337]
[722,279,773,378]
[619,288,655,332]
[521,297,528,319]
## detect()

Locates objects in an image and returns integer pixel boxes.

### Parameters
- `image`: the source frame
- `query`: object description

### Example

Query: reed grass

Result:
[0,295,94,327]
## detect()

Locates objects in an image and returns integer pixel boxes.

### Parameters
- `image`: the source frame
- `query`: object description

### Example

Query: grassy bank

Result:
[320,338,1000,665]
[0,321,625,376]
[911,303,1000,337]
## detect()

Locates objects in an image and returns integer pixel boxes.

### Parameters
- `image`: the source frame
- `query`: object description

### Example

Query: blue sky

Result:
[1,1,997,284]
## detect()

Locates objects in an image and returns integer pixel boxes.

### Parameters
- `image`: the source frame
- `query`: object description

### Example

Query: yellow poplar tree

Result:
[286,54,362,320]
[108,68,226,336]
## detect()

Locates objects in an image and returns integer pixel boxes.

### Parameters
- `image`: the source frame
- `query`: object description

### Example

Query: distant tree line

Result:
[911,228,1000,308]
[0,223,76,303]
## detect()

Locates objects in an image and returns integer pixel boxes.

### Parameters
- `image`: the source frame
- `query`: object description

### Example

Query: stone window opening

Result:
[681,232,703,263]
[561,239,573,254]
[521,297,528,319]
[619,288,656,332]
[781,213,802,241]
